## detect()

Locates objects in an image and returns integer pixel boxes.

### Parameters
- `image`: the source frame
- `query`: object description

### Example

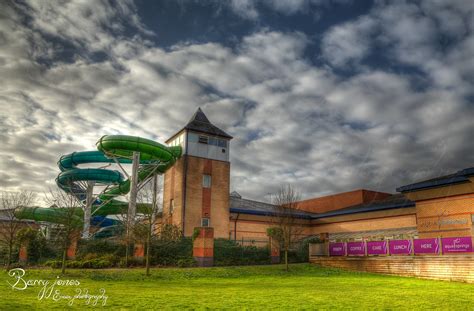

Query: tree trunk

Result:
[285,249,288,272]
[146,230,151,276]
[61,247,67,274]
[125,236,129,267]
[61,235,69,274]
[6,242,12,270]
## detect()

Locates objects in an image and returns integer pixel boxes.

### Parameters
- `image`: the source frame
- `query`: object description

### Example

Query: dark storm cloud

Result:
[0,0,472,202]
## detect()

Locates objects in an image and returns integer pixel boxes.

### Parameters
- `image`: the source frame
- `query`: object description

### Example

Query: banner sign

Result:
[329,242,346,256]
[388,239,412,255]
[441,237,473,254]
[347,241,365,256]
[366,241,387,255]
[414,238,439,254]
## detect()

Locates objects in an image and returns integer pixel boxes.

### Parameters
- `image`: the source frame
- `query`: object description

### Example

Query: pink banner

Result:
[414,238,439,254]
[367,241,387,255]
[329,242,346,256]
[441,237,473,254]
[389,239,412,255]
[347,241,365,256]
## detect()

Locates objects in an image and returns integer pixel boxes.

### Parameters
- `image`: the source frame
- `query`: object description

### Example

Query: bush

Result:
[177,258,197,268]
[77,239,125,259]
[150,238,194,266]
[44,260,62,269]
[286,236,322,263]
[16,228,59,264]
[214,239,270,266]
[119,257,143,268]
[44,255,117,269]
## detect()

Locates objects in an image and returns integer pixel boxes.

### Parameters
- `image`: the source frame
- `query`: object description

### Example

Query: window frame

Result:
[201,218,210,227]
[202,174,212,188]
[198,135,209,144]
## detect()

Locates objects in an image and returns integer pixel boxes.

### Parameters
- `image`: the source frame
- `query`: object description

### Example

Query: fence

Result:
[310,236,474,282]
[310,236,474,257]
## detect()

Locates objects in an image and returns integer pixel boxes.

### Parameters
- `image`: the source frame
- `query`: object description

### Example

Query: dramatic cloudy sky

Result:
[1,0,473,201]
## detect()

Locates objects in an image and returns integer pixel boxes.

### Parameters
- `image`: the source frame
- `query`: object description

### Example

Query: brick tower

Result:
[162,108,232,238]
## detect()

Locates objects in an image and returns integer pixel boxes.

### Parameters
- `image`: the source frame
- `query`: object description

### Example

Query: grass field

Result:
[1,264,474,310]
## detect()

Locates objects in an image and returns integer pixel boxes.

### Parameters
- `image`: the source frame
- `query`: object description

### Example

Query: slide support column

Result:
[82,181,94,239]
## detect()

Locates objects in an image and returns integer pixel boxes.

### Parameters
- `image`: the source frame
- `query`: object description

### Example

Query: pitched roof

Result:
[396,167,474,193]
[229,193,414,220]
[312,194,414,219]
[167,108,233,142]
[230,196,314,219]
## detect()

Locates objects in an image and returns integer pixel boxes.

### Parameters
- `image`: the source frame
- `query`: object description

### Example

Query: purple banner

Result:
[367,241,388,255]
[414,238,439,254]
[347,241,365,256]
[441,237,473,254]
[389,239,412,255]
[329,242,346,256]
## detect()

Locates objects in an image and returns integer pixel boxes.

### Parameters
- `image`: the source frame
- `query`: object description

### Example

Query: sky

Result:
[0,0,473,201]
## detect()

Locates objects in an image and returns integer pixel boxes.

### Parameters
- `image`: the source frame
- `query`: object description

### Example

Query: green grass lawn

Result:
[1,264,473,310]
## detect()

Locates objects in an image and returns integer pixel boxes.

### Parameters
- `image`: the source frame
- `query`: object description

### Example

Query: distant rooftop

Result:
[167,107,232,142]
[312,194,414,219]
[230,195,315,219]
[229,192,414,220]
[397,167,474,193]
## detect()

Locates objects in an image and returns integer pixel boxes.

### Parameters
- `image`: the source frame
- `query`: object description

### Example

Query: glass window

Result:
[202,174,211,188]
[198,135,208,144]
[218,139,227,148]
[201,218,210,227]
[188,133,198,142]
[170,199,174,214]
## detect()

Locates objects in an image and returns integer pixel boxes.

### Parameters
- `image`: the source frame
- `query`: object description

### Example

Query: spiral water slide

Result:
[15,135,181,233]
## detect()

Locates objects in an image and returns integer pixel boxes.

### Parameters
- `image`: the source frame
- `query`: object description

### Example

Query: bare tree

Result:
[44,189,82,274]
[0,191,37,270]
[269,184,303,272]
[134,175,162,276]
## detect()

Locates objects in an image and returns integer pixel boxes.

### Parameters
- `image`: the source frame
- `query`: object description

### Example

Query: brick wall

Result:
[230,213,313,244]
[415,193,474,238]
[296,189,391,214]
[162,155,230,238]
[162,156,184,231]
[310,208,417,235]
[310,256,474,283]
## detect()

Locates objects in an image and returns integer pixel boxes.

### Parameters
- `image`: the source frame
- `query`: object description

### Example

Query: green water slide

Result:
[15,135,181,230]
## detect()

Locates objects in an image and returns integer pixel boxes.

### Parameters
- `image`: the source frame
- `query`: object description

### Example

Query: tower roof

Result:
[167,108,233,142]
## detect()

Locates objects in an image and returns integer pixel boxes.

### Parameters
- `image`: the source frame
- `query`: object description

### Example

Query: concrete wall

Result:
[310,255,474,283]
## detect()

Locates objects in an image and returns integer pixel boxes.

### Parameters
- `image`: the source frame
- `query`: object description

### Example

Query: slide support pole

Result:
[82,181,95,239]
[128,152,140,226]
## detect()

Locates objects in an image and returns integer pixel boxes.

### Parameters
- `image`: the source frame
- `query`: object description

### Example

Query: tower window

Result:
[218,139,227,148]
[170,199,174,215]
[202,174,212,188]
[201,218,210,227]
[198,135,208,144]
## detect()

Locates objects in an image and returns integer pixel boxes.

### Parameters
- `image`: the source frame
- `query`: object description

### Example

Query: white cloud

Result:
[0,0,473,203]
[322,16,376,67]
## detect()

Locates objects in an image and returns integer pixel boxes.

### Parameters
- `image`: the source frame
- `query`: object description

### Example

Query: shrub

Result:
[177,258,197,268]
[214,239,270,266]
[44,255,117,269]
[44,260,62,269]
[150,238,194,266]
[77,239,125,258]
